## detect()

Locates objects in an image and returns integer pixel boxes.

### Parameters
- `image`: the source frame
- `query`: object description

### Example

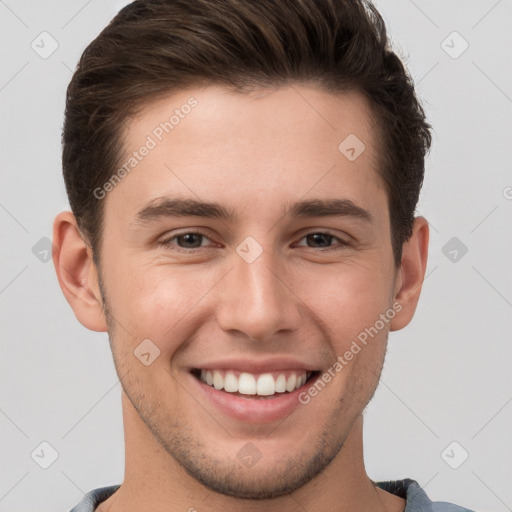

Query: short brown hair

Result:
[62,0,431,266]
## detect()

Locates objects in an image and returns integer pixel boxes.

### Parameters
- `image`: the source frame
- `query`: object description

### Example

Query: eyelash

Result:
[159,230,350,253]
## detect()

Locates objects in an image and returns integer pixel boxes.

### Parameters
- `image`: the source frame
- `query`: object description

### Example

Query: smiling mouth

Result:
[190,368,321,398]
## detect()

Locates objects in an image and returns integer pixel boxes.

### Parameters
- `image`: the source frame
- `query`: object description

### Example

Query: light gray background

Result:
[1,1,511,511]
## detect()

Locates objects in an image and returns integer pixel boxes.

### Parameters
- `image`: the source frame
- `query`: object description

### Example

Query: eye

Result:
[295,232,349,249]
[159,230,349,252]
[159,231,214,250]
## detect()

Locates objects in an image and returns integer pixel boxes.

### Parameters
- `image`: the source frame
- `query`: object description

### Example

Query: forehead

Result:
[111,84,385,222]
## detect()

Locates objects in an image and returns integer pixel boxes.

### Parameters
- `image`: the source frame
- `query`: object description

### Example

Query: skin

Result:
[53,84,428,512]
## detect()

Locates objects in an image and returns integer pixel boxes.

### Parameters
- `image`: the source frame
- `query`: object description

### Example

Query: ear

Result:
[389,216,429,331]
[52,211,108,332]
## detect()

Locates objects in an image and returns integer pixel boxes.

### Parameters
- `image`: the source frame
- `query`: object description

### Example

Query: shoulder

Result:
[68,485,120,512]
[375,478,477,512]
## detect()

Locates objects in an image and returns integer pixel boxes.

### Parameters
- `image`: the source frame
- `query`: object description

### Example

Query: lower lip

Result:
[190,372,317,423]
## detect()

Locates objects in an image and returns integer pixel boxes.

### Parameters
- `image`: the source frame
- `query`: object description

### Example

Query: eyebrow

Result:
[134,197,373,225]
[285,198,373,223]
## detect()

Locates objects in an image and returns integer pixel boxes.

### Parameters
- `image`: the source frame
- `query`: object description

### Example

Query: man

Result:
[53,0,476,511]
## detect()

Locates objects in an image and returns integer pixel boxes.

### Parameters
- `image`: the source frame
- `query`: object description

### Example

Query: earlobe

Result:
[52,211,108,332]
[390,216,429,331]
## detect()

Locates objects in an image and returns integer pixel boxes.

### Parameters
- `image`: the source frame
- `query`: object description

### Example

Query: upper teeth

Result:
[199,370,310,396]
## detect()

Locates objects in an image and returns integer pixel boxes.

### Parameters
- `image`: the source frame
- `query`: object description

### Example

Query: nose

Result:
[215,247,302,342]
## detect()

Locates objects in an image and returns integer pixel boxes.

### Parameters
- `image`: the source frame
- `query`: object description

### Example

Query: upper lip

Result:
[190,357,321,374]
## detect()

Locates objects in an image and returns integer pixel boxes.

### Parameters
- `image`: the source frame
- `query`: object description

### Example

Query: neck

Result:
[99,392,404,512]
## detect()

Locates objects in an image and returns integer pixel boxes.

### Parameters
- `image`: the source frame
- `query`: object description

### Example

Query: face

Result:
[97,84,399,498]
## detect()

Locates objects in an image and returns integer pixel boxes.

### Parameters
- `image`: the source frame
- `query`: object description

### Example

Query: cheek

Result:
[103,257,201,341]
[298,261,393,346]
[104,247,394,360]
